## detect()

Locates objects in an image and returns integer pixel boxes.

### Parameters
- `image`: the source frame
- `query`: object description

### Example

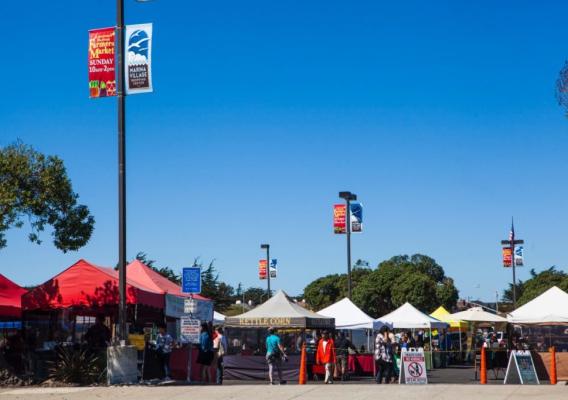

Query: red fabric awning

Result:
[126,260,210,301]
[22,259,164,311]
[0,274,27,318]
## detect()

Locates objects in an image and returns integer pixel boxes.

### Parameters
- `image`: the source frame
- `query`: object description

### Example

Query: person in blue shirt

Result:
[197,322,214,383]
[266,327,287,385]
[156,324,174,380]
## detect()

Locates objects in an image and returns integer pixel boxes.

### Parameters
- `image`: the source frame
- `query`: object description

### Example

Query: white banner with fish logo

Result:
[125,23,153,94]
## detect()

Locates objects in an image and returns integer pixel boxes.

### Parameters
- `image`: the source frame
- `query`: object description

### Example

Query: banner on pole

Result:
[125,23,153,94]
[514,246,524,266]
[502,248,512,268]
[259,259,267,280]
[350,202,363,233]
[88,27,116,98]
[269,259,277,278]
[334,204,347,234]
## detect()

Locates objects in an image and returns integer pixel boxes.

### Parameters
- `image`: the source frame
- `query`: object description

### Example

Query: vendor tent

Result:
[22,259,164,310]
[127,260,213,320]
[225,290,334,329]
[375,302,449,330]
[430,306,467,330]
[318,297,375,329]
[214,311,226,325]
[0,274,27,318]
[448,307,507,323]
[508,286,568,325]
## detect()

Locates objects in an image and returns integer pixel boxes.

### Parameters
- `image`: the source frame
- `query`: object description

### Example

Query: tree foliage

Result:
[0,142,95,251]
[515,267,568,306]
[197,259,235,312]
[305,254,459,318]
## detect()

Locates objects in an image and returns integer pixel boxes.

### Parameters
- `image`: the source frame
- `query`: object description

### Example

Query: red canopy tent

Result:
[22,259,164,311]
[126,260,213,320]
[0,274,27,318]
[127,260,209,300]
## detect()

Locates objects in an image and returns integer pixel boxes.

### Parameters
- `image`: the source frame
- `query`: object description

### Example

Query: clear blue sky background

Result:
[1,1,568,305]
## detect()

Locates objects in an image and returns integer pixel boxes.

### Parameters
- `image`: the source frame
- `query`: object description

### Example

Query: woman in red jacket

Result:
[316,330,337,384]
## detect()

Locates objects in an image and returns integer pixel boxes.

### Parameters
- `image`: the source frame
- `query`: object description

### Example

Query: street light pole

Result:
[501,218,523,310]
[339,191,357,300]
[117,0,128,342]
[261,244,270,298]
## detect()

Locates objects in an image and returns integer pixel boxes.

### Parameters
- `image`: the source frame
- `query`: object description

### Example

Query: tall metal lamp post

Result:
[117,0,152,341]
[261,244,271,299]
[501,219,524,310]
[339,191,357,299]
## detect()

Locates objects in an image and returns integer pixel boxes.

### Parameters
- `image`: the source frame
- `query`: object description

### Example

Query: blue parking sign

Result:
[182,267,201,294]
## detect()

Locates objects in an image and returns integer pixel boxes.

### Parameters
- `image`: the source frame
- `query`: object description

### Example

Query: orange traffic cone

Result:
[550,347,557,385]
[480,346,487,384]
[299,343,307,385]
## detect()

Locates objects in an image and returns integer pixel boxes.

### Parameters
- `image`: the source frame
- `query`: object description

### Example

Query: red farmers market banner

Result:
[502,247,512,267]
[334,204,347,234]
[259,259,267,280]
[88,27,116,98]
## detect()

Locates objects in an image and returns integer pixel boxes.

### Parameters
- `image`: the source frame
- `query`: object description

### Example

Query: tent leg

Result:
[429,327,433,370]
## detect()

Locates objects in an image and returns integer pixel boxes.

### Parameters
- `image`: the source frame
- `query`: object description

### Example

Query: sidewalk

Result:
[0,384,566,400]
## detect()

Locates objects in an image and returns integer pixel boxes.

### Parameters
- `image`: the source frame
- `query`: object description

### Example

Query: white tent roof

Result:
[375,302,448,329]
[508,286,568,325]
[214,311,226,324]
[449,307,507,323]
[318,298,375,330]
[224,290,334,328]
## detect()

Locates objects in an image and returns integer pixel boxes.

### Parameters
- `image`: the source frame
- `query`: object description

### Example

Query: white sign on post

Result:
[504,350,540,385]
[399,348,428,384]
[179,317,201,344]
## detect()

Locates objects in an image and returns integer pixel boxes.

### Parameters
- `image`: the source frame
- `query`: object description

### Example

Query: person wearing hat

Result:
[316,330,337,384]
[266,327,287,385]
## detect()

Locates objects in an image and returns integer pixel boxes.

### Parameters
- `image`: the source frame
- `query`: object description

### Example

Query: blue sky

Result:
[1,1,568,305]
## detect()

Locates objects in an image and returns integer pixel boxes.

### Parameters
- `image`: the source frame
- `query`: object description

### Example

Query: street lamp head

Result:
[260,244,269,249]
[339,191,357,201]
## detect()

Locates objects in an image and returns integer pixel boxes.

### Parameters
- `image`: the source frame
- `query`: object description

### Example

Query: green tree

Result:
[195,259,235,312]
[0,142,94,251]
[391,270,438,312]
[242,287,267,305]
[516,267,568,306]
[302,274,343,310]
[436,278,460,311]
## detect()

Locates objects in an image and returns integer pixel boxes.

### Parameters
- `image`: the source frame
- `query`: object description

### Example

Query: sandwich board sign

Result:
[504,350,539,384]
[179,317,200,344]
[399,348,428,384]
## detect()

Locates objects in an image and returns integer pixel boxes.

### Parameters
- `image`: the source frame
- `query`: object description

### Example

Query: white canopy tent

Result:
[508,286,568,325]
[449,307,507,323]
[214,311,226,325]
[318,298,375,330]
[375,302,449,330]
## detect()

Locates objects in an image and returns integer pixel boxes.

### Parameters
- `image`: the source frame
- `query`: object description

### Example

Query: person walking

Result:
[266,327,287,385]
[155,324,174,381]
[197,322,214,383]
[335,331,357,381]
[213,326,228,384]
[316,330,337,384]
[375,327,394,384]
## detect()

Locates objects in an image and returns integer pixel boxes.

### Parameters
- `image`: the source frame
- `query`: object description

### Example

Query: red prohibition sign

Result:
[408,362,423,377]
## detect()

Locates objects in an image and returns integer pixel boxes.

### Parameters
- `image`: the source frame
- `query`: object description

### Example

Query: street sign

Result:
[399,348,428,384]
[182,267,201,294]
[179,317,200,344]
[504,350,540,384]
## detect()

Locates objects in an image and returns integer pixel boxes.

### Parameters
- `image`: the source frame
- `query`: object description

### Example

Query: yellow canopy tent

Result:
[430,306,468,352]
[430,306,468,331]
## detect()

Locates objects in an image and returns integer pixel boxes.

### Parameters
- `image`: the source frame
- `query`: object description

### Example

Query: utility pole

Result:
[501,218,524,310]
[261,244,271,298]
[339,191,357,299]
[117,0,127,342]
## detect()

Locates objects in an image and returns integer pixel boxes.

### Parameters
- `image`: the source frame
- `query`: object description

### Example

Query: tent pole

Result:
[430,327,433,370]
